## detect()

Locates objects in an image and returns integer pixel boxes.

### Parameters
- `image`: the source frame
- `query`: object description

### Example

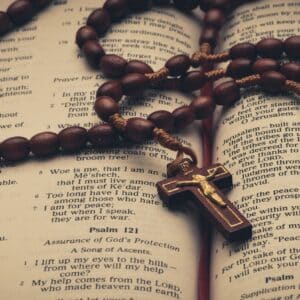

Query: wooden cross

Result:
[157,159,252,242]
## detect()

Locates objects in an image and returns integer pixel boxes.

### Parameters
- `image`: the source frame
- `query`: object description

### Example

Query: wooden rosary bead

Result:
[229,42,257,60]
[181,70,206,92]
[226,58,252,79]
[88,124,118,147]
[256,38,284,59]
[172,106,195,130]
[58,127,87,152]
[76,26,98,48]
[87,9,111,36]
[30,132,59,157]
[284,36,300,60]
[260,71,286,94]
[206,0,231,11]
[0,12,13,36]
[173,0,198,11]
[121,73,149,96]
[30,0,52,9]
[204,9,225,29]
[213,80,240,106]
[125,118,155,143]
[190,96,215,120]
[7,0,34,26]
[148,110,174,132]
[82,40,105,68]
[128,0,151,11]
[125,60,153,74]
[165,55,191,77]
[94,96,120,121]
[200,27,219,48]
[152,0,171,5]
[0,137,30,162]
[96,80,123,101]
[252,58,280,75]
[100,54,127,78]
[281,63,300,82]
[103,0,129,21]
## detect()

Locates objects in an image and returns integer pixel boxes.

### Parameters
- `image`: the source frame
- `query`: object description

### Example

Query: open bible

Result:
[0,0,299,299]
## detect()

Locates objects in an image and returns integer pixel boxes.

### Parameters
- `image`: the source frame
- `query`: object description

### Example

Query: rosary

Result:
[1,0,300,244]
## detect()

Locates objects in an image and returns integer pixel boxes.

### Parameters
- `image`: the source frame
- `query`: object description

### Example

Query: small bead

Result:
[213,80,240,106]
[96,80,123,101]
[87,9,111,36]
[256,38,284,59]
[1,137,30,162]
[261,71,286,94]
[100,54,127,78]
[30,132,59,157]
[82,40,105,68]
[190,96,215,120]
[281,63,300,82]
[125,118,155,143]
[128,0,151,11]
[121,73,149,96]
[204,9,225,29]
[0,12,13,36]
[172,106,195,131]
[165,55,191,77]
[76,26,98,48]
[103,0,129,20]
[200,27,219,48]
[88,124,118,147]
[125,60,153,74]
[7,0,34,26]
[58,127,87,152]
[148,110,174,132]
[173,0,198,11]
[226,58,252,79]
[284,36,300,60]
[229,43,257,60]
[30,0,52,9]
[252,58,280,75]
[94,96,120,122]
[181,70,206,92]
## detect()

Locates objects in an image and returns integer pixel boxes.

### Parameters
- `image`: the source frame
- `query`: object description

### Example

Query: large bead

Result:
[165,55,191,77]
[190,96,215,120]
[30,0,52,9]
[125,118,155,143]
[58,127,87,152]
[104,0,129,20]
[0,12,13,36]
[229,42,257,60]
[148,110,174,132]
[125,60,153,74]
[260,71,286,94]
[172,106,195,130]
[128,0,151,11]
[204,9,225,29]
[1,137,30,162]
[200,27,219,48]
[88,124,118,147]
[100,54,127,78]
[226,58,252,79]
[82,40,105,68]
[284,36,300,60]
[87,9,111,36]
[281,63,300,82]
[96,80,123,101]
[30,132,59,157]
[121,73,148,96]
[7,0,34,26]
[181,70,206,92]
[94,96,120,122]
[256,38,284,59]
[252,58,280,74]
[213,80,240,106]
[76,26,98,48]
[173,0,198,11]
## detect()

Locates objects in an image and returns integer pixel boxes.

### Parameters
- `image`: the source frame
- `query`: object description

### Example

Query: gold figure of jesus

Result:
[176,171,227,208]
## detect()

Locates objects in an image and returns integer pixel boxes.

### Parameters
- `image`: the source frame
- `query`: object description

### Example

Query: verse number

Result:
[124,227,138,234]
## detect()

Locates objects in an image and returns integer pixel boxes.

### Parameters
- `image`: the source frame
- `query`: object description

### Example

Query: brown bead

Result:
[30,0,52,9]
[229,43,257,60]
[172,106,195,130]
[7,0,34,26]
[256,38,284,59]
[260,71,286,94]
[200,27,219,48]
[58,127,87,152]
[161,78,181,90]
[82,40,105,68]
[87,9,111,36]
[76,26,98,48]
[125,60,153,74]
[0,12,13,36]
[100,54,127,78]
[165,55,191,77]
[103,0,129,20]
[30,132,59,157]
[94,96,120,121]
[153,0,171,5]
[173,0,198,11]
[281,63,300,82]
[209,0,231,11]
[190,96,215,120]
[284,36,300,60]
[128,0,152,11]
[1,137,30,162]
[213,80,240,106]
[88,124,118,147]
[227,58,252,79]
[181,70,206,92]
[121,73,149,96]
[148,110,174,132]
[204,9,225,29]
[125,118,155,143]
[96,80,123,101]
[252,58,280,75]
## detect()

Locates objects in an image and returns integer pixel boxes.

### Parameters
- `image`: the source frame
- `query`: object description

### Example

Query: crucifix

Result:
[157,159,252,242]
